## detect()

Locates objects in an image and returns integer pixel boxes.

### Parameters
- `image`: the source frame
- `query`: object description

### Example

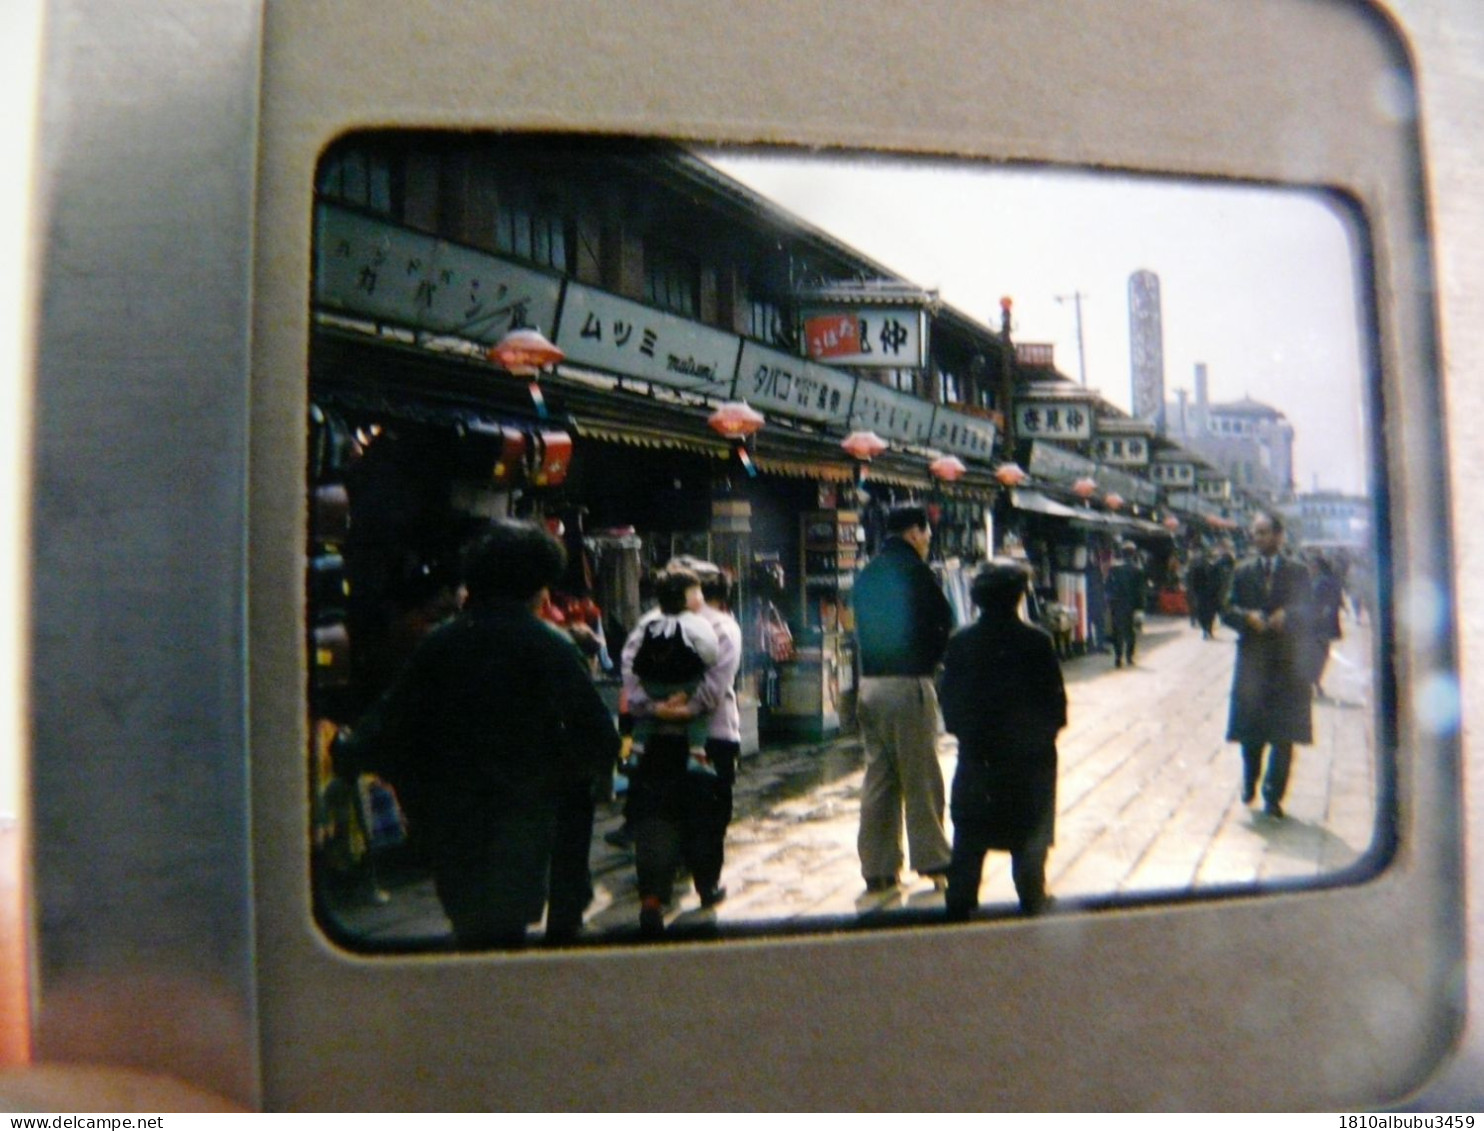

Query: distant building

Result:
[1289,491,1371,550]
[1165,363,1295,502]
[1128,269,1165,431]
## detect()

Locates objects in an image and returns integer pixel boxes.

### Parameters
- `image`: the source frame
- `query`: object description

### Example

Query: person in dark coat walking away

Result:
[1305,555,1345,699]
[1189,548,1221,639]
[334,519,620,948]
[853,504,956,894]
[1105,541,1145,668]
[1221,512,1314,819]
[939,560,1067,918]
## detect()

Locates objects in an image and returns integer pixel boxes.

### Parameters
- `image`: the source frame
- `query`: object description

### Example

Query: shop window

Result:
[496,191,569,272]
[938,369,961,404]
[747,298,785,345]
[883,368,918,395]
[317,146,399,215]
[645,244,699,316]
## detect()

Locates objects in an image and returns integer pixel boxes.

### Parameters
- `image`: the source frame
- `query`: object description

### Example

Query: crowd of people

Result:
[330,504,1366,946]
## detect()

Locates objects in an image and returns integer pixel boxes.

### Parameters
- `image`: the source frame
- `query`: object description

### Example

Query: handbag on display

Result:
[763,602,795,664]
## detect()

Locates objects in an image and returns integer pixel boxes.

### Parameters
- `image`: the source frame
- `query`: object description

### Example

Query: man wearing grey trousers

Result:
[852,505,955,893]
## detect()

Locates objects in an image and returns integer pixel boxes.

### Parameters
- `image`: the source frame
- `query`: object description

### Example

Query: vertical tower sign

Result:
[1129,269,1166,431]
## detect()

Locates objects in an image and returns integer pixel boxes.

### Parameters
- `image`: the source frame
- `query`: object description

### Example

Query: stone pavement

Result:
[329,611,1379,947]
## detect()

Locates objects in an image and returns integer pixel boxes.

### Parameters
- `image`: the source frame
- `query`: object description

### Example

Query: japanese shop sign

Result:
[1014,399,1094,440]
[737,342,854,428]
[1027,441,1098,483]
[1169,491,1230,519]
[556,283,737,398]
[1093,436,1151,467]
[800,307,926,369]
[849,381,935,445]
[315,204,562,342]
[1096,465,1158,507]
[930,406,998,462]
[1149,461,1196,486]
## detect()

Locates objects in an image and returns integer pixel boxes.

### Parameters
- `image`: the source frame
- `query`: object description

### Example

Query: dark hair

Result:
[463,518,567,604]
[699,571,732,607]
[654,568,701,615]
[971,559,1031,612]
[885,504,930,536]
[1255,511,1285,534]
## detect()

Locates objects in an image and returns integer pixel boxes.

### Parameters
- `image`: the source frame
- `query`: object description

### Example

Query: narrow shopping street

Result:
[333,610,1379,948]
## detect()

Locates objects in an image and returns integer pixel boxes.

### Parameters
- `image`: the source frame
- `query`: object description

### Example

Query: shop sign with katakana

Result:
[738,341,855,428]
[555,283,736,398]
[314,203,562,343]
[1015,399,1094,440]
[800,307,926,369]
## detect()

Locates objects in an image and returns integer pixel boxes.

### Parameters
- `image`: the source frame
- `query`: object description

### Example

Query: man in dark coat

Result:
[1220,512,1313,819]
[939,560,1067,918]
[853,504,956,893]
[1105,541,1145,667]
[335,518,620,948]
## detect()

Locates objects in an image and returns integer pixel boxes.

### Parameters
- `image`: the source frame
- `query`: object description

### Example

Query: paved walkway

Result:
[331,612,1379,947]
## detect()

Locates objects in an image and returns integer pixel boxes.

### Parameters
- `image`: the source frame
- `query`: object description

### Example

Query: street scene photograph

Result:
[306,133,1381,950]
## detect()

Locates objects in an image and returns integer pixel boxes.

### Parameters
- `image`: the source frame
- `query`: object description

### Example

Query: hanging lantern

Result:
[709,401,764,478]
[488,328,564,375]
[841,430,889,461]
[708,401,765,440]
[994,462,1028,487]
[928,454,968,482]
[488,328,563,419]
[1104,492,1125,510]
[1072,476,1098,498]
[1163,515,1181,530]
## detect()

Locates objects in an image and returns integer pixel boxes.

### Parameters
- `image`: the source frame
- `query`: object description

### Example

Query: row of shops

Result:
[305,132,1259,789]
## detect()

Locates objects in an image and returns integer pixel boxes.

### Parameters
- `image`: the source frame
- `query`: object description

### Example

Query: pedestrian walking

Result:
[1106,541,1145,668]
[1220,512,1313,819]
[852,504,955,893]
[1304,555,1345,699]
[333,518,620,948]
[621,566,730,938]
[939,561,1067,919]
[623,561,743,925]
[1188,548,1216,639]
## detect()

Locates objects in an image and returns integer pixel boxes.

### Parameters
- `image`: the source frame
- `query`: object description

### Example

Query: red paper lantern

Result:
[994,462,1028,487]
[1072,477,1098,498]
[487,328,564,376]
[1104,492,1125,510]
[841,430,889,461]
[928,454,968,482]
[708,401,766,440]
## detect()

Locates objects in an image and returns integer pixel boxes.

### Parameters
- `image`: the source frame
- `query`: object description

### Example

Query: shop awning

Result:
[1010,488,1082,518]
[572,417,730,458]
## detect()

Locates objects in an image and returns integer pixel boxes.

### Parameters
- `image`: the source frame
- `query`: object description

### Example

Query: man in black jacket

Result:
[336,519,619,948]
[939,561,1066,917]
[1105,541,1145,668]
[852,505,955,893]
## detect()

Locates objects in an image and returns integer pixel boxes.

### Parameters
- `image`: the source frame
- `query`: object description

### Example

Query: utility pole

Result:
[1055,290,1089,386]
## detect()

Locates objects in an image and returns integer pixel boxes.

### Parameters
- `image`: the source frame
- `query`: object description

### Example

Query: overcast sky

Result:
[701,148,1371,497]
